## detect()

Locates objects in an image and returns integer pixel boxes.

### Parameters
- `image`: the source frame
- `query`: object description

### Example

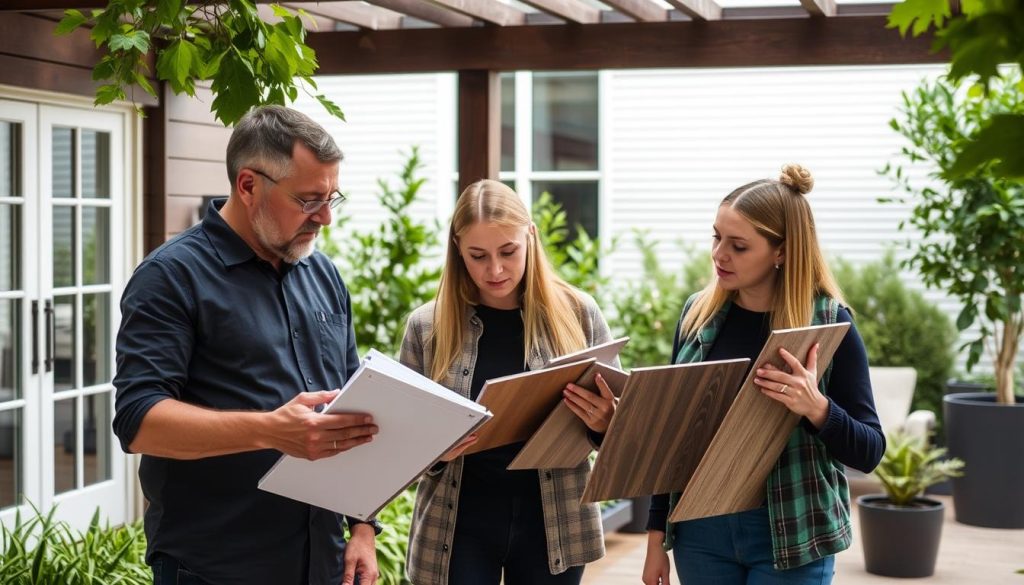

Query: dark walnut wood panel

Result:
[582,358,750,503]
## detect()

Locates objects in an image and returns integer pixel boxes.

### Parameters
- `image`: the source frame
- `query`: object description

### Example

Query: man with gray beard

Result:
[113,106,380,585]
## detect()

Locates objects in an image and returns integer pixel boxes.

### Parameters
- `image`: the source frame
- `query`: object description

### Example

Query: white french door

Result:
[0,98,129,531]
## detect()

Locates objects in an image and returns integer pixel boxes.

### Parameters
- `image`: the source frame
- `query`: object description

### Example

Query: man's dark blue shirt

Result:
[112,199,360,585]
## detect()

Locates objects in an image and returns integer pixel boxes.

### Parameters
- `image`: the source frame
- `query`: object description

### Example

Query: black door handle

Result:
[44,299,54,373]
[31,300,39,373]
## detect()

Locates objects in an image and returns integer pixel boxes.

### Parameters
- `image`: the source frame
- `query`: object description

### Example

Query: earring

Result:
[774,263,781,270]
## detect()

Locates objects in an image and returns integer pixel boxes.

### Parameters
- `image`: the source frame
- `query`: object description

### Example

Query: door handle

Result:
[44,299,54,373]
[31,300,39,373]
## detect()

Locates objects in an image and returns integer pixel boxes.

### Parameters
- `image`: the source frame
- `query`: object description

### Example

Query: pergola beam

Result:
[308,15,945,73]
[519,0,602,24]
[800,0,838,17]
[285,2,405,30]
[457,70,501,193]
[663,0,722,21]
[601,0,669,22]
[363,0,477,27]
[425,0,527,26]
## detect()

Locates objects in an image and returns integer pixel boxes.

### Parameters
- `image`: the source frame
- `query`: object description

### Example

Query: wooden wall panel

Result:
[165,122,231,162]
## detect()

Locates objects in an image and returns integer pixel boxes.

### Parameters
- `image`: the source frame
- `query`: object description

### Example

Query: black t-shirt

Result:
[460,304,540,497]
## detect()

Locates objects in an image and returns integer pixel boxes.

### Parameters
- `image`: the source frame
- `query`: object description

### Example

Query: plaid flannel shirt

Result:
[398,293,613,584]
[665,294,852,570]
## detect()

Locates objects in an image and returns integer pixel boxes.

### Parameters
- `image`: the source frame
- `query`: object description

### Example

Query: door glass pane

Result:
[53,206,75,287]
[83,293,110,387]
[533,73,598,172]
[54,397,77,494]
[501,73,515,173]
[52,127,75,199]
[82,207,110,285]
[54,296,76,391]
[0,408,21,509]
[0,300,20,401]
[532,181,599,239]
[83,393,111,486]
[81,131,110,200]
[0,204,19,292]
[1,121,19,198]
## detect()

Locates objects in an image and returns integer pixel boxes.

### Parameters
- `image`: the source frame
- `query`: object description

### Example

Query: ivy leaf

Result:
[94,83,125,105]
[157,39,197,90]
[55,9,88,35]
[155,0,183,24]
[132,70,156,98]
[315,94,346,121]
[887,0,950,37]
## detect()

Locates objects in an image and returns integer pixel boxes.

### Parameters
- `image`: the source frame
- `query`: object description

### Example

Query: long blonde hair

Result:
[428,180,587,382]
[681,164,847,340]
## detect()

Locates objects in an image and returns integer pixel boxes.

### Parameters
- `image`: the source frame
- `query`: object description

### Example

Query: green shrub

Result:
[372,488,415,585]
[610,235,710,369]
[532,191,615,307]
[320,147,442,356]
[0,507,149,584]
[834,254,957,435]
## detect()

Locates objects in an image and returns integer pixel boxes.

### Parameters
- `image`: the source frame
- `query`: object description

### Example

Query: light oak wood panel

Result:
[670,322,851,521]
[582,359,750,502]
[465,359,596,455]
[508,362,629,470]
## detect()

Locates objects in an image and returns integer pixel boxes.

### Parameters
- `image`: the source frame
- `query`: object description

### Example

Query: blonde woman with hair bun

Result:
[642,165,884,585]
[399,179,618,585]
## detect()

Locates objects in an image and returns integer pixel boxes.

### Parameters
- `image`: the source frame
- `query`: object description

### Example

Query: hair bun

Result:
[779,163,814,195]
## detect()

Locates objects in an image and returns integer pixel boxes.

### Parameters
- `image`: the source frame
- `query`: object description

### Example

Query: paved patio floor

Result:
[583,484,1024,584]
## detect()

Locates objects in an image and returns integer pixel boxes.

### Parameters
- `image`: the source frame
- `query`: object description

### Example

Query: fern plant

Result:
[873,431,965,506]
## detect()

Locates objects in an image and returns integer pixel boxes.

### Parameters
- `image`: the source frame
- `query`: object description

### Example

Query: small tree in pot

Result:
[858,431,964,578]
[883,69,1024,528]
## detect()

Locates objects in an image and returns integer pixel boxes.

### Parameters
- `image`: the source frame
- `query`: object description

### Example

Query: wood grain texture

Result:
[544,336,629,368]
[508,362,629,470]
[670,322,851,522]
[582,359,750,503]
[465,359,596,455]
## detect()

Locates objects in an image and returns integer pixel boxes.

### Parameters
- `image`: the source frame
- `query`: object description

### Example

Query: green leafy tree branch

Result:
[888,0,1024,178]
[56,0,343,126]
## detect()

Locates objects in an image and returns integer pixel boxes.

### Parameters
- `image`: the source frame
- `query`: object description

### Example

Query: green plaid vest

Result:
[664,294,852,570]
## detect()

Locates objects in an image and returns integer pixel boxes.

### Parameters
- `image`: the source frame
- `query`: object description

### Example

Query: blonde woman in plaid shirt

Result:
[642,164,884,585]
[398,179,618,585]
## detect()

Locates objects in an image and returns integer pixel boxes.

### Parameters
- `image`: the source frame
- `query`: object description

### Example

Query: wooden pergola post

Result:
[457,69,501,195]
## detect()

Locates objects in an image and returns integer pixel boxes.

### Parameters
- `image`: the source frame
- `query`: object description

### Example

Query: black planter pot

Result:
[857,495,945,578]
[944,392,1024,529]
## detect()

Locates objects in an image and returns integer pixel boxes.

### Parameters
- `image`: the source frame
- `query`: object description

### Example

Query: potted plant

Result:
[857,431,964,578]
[883,69,1024,528]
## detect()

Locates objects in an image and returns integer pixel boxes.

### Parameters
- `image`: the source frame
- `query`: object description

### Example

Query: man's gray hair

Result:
[226,105,343,183]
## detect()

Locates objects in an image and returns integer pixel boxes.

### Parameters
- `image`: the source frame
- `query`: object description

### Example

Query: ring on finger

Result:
[333,440,338,450]
[779,384,788,395]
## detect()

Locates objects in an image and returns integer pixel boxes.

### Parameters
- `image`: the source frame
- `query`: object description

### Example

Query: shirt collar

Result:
[202,197,310,268]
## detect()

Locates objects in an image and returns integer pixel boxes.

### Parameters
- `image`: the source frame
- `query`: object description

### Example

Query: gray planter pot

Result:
[944,392,1024,528]
[857,494,945,578]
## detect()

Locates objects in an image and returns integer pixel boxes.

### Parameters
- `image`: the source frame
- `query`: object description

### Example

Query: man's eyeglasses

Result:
[250,168,346,214]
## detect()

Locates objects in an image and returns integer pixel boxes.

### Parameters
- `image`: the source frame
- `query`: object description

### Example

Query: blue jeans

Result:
[672,507,835,585]
[151,554,213,585]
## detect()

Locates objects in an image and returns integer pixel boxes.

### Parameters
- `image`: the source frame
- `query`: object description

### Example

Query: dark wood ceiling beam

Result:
[424,0,527,26]
[364,0,476,27]
[518,0,601,24]
[308,15,946,73]
[457,70,500,193]
[800,0,838,17]
[601,0,668,22]
[664,0,722,20]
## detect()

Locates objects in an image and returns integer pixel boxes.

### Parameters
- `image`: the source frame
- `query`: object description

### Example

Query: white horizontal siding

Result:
[293,73,455,234]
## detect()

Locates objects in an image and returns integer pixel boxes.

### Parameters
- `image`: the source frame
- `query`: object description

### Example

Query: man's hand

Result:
[343,522,379,585]
[261,390,378,460]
